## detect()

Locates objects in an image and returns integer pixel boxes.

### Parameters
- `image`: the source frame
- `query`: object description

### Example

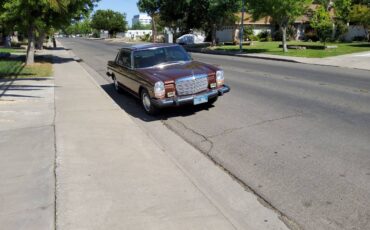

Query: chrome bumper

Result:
[152,85,230,108]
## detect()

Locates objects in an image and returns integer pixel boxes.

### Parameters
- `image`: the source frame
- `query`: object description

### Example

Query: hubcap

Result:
[142,93,151,112]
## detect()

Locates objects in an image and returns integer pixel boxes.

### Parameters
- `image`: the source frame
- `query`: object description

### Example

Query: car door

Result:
[116,50,140,94]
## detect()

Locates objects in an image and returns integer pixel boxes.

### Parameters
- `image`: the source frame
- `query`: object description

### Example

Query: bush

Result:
[335,21,349,40]
[272,25,296,41]
[92,30,100,38]
[304,29,319,42]
[352,36,368,42]
[10,42,22,48]
[249,35,259,41]
[243,26,254,41]
[258,30,272,42]
[140,33,152,42]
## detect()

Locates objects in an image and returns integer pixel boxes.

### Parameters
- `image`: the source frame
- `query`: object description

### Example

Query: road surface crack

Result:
[206,113,303,139]
[163,119,214,155]
[207,126,245,139]
[163,118,302,230]
[249,112,304,128]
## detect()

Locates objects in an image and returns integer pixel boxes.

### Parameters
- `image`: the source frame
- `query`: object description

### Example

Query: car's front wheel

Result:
[141,89,159,115]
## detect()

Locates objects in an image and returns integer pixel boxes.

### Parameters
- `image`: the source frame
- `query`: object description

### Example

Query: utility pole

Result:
[239,0,246,52]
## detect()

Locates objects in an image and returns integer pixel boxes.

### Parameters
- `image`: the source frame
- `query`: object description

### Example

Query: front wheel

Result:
[141,89,159,115]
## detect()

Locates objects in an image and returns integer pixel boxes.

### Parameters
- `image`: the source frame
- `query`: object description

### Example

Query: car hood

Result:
[136,61,219,83]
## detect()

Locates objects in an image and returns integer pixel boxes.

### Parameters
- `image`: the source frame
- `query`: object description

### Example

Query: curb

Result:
[186,48,370,71]
[185,48,300,63]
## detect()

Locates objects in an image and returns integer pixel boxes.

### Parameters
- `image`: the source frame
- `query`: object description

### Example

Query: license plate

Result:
[193,95,208,105]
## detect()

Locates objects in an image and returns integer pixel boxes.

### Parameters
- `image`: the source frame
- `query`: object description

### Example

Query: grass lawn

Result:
[0,47,26,53]
[0,60,52,79]
[213,42,370,58]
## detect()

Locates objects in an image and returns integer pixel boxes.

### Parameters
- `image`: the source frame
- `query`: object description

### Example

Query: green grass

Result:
[0,47,26,53]
[214,41,370,58]
[0,60,52,79]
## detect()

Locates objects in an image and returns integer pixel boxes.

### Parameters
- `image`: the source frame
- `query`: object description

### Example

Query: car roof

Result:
[120,43,180,51]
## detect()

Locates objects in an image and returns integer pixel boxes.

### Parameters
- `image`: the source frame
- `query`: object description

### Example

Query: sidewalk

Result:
[188,48,370,71]
[245,51,370,71]
[0,73,55,229]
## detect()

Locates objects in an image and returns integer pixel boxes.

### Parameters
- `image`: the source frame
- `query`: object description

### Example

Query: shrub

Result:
[272,25,295,41]
[304,28,319,42]
[352,36,368,42]
[258,30,272,42]
[249,35,259,41]
[243,26,254,41]
[141,33,152,42]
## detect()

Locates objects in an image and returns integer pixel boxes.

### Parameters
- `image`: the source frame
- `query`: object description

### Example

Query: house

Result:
[216,5,324,43]
[216,4,367,43]
[116,30,152,40]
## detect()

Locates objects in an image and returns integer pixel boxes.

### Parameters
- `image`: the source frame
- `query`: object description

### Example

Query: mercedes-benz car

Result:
[106,43,230,114]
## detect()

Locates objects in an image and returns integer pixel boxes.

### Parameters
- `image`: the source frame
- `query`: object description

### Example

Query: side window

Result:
[117,50,132,68]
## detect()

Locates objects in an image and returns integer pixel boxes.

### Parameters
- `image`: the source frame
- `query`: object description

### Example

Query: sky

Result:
[96,0,140,26]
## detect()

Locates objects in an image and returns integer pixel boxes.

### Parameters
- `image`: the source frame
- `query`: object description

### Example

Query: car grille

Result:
[175,74,209,96]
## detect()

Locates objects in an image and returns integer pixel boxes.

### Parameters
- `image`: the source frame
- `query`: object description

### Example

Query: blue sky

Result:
[96,0,140,26]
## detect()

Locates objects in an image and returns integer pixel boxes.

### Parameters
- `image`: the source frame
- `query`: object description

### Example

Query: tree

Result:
[350,4,370,40]
[137,0,159,42]
[91,10,127,38]
[248,0,312,52]
[131,21,151,30]
[64,19,92,36]
[204,0,241,45]
[157,0,189,37]
[0,0,98,65]
[311,5,333,44]
[158,0,240,44]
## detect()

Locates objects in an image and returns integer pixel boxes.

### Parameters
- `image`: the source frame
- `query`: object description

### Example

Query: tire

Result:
[207,96,218,106]
[112,75,123,93]
[140,89,159,115]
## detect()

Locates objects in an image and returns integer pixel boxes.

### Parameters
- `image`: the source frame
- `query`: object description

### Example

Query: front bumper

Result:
[152,85,230,108]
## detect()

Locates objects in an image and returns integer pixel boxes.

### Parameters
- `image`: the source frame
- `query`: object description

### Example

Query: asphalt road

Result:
[59,38,370,230]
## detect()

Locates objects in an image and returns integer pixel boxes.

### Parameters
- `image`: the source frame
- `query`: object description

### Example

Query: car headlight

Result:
[216,70,224,86]
[154,81,165,98]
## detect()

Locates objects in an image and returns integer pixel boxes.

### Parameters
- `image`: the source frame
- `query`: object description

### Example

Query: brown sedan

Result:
[106,43,230,114]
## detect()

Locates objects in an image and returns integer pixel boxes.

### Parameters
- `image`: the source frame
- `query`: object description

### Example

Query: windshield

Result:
[133,46,191,69]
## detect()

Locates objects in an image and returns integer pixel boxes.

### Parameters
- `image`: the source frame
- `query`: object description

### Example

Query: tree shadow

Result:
[348,43,370,48]
[0,62,25,97]
[100,83,216,122]
[211,48,269,54]
[44,47,71,51]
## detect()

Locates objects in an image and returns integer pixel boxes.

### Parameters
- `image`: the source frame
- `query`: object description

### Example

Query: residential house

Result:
[216,10,314,43]
[216,4,367,43]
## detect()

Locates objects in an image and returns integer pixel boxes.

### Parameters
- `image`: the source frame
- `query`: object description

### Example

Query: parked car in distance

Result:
[106,43,230,115]
[176,34,205,45]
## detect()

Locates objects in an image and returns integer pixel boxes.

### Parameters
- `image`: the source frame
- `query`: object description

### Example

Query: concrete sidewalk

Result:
[245,51,370,71]
[188,48,370,71]
[0,75,55,229]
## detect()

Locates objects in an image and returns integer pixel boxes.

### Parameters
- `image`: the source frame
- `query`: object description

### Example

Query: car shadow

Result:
[101,83,216,122]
